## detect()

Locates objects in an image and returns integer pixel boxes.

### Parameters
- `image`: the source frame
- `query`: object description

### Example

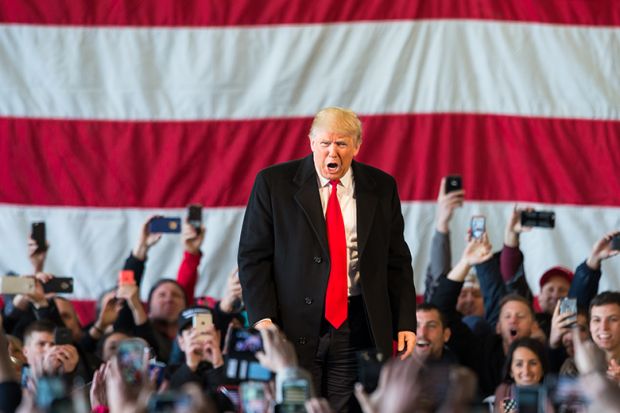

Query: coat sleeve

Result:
[386,180,417,334]
[237,171,279,325]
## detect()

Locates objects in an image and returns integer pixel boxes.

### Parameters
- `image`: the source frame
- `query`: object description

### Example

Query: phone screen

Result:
[225,328,271,382]
[470,216,486,239]
[117,339,147,385]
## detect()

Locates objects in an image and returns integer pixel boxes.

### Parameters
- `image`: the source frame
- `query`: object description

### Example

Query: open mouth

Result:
[416,340,430,349]
[509,329,518,337]
[327,162,339,172]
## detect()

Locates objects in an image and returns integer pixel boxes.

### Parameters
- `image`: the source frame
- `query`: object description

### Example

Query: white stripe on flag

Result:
[1,20,619,120]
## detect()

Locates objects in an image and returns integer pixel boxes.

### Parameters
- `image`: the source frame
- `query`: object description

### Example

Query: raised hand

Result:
[435,177,464,233]
[586,231,620,270]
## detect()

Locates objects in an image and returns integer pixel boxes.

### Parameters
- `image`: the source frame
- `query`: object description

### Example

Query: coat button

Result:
[297,337,307,345]
[313,256,322,263]
[304,297,313,305]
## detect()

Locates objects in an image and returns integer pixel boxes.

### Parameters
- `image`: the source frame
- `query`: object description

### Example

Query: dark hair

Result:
[589,291,620,312]
[499,293,535,319]
[23,320,56,345]
[147,279,188,307]
[417,302,447,328]
[501,337,549,384]
[96,330,130,361]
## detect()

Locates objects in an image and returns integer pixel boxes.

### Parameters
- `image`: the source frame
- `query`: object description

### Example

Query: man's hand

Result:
[586,231,620,271]
[354,357,423,413]
[549,301,575,349]
[572,328,606,375]
[116,283,147,325]
[256,326,298,373]
[397,331,416,360]
[461,232,493,266]
[220,268,243,313]
[27,238,48,273]
[202,326,224,368]
[94,293,122,334]
[504,206,533,248]
[184,329,207,371]
[132,215,163,261]
[435,177,464,234]
[607,359,620,383]
[43,344,79,374]
[182,222,205,255]
[90,362,109,408]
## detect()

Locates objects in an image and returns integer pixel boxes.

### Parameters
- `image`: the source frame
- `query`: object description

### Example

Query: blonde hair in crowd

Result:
[309,107,363,145]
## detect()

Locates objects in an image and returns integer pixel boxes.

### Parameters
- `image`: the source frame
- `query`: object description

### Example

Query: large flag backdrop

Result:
[1,1,620,310]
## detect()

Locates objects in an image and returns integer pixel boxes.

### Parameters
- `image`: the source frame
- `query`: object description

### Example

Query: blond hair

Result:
[309,107,362,145]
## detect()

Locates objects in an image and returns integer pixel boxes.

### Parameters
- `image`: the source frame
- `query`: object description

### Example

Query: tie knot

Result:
[330,180,340,188]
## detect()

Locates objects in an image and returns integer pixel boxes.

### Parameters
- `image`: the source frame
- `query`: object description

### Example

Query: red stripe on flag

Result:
[2,114,619,208]
[1,0,619,27]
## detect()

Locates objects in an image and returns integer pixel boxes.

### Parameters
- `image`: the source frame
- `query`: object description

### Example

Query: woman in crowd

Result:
[494,337,548,413]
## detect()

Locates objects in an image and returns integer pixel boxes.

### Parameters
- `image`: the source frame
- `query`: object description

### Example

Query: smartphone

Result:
[148,217,182,233]
[43,277,74,294]
[470,215,486,240]
[118,270,135,285]
[357,350,385,393]
[147,392,192,413]
[193,312,213,334]
[521,210,555,228]
[240,381,269,413]
[117,338,147,385]
[516,385,545,413]
[54,327,73,345]
[188,204,203,230]
[280,378,311,412]
[445,175,462,193]
[21,365,31,388]
[225,328,272,382]
[0,276,35,295]
[148,360,167,389]
[36,376,68,409]
[611,234,620,251]
[559,297,578,326]
[31,222,46,252]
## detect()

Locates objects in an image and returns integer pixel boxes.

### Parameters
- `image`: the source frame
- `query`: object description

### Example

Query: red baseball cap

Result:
[539,266,573,288]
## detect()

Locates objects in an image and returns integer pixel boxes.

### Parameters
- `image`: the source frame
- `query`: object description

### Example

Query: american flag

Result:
[1,1,619,311]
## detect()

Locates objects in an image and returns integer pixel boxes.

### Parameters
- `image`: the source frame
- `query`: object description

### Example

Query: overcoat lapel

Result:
[293,156,329,257]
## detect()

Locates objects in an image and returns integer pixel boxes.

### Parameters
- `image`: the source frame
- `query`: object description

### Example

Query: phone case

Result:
[42,277,74,294]
[0,276,36,295]
[148,217,182,233]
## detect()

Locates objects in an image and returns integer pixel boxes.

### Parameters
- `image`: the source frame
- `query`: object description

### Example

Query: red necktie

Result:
[324,180,348,328]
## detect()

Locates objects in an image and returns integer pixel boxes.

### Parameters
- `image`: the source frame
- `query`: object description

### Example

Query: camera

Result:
[444,175,462,193]
[225,328,272,382]
[520,210,555,228]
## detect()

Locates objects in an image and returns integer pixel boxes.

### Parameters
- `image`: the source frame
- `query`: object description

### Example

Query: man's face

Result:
[23,331,54,366]
[496,300,535,350]
[149,282,187,323]
[590,303,620,355]
[456,287,484,317]
[414,309,450,360]
[538,276,570,314]
[310,130,360,181]
[54,298,82,341]
[562,314,588,358]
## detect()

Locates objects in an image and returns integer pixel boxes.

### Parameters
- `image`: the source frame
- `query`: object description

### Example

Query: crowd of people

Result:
[0,177,619,413]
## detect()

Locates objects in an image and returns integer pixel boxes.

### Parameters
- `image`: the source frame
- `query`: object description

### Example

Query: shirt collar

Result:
[316,166,353,190]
